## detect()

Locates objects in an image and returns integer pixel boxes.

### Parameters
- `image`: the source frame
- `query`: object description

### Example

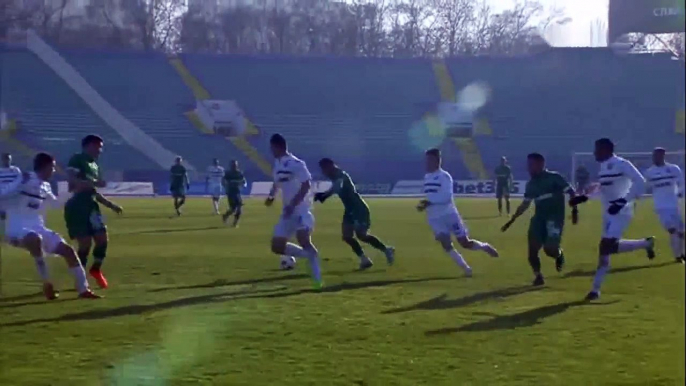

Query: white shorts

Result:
[5,224,66,254]
[602,213,633,239]
[655,208,684,232]
[208,184,223,198]
[273,211,315,239]
[428,211,468,239]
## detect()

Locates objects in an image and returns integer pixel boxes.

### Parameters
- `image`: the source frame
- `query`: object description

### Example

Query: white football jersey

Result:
[2,172,57,228]
[207,165,225,185]
[273,153,312,214]
[597,155,646,214]
[645,163,684,210]
[423,168,458,219]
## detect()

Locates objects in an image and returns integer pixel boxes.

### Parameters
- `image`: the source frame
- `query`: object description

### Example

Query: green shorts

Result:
[171,185,186,198]
[342,207,371,231]
[496,183,510,198]
[227,193,243,210]
[64,199,106,240]
[528,216,564,246]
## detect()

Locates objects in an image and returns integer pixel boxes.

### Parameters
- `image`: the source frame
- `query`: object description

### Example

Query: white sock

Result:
[448,249,471,272]
[33,255,50,282]
[284,243,309,259]
[304,246,322,282]
[467,240,487,251]
[70,266,90,293]
[592,255,610,292]
[670,233,684,258]
[213,200,219,212]
[617,239,649,253]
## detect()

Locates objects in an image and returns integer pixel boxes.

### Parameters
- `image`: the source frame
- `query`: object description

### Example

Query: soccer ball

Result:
[280,255,296,270]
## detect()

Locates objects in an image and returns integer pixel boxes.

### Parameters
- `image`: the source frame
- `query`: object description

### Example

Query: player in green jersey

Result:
[494,157,513,216]
[64,135,123,289]
[222,160,246,227]
[314,158,395,270]
[169,156,190,216]
[501,153,578,286]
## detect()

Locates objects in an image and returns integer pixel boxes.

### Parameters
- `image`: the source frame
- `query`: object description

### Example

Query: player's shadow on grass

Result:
[1,277,453,327]
[425,300,620,335]
[0,292,42,303]
[119,226,223,235]
[149,274,312,293]
[0,286,282,327]
[246,277,455,299]
[562,261,676,279]
[382,285,543,314]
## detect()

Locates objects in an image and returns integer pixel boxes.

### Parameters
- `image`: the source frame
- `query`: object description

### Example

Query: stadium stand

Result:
[0,45,156,173]
[2,45,683,186]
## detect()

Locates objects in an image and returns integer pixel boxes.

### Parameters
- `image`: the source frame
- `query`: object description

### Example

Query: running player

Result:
[501,153,578,285]
[170,156,190,216]
[494,156,512,216]
[570,138,655,300]
[2,153,100,299]
[266,134,323,289]
[206,158,225,215]
[65,135,123,289]
[222,160,246,227]
[0,153,21,221]
[418,148,499,276]
[314,158,395,270]
[644,148,684,263]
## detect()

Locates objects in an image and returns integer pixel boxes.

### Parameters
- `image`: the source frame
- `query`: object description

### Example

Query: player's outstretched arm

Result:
[95,193,123,214]
[502,199,531,232]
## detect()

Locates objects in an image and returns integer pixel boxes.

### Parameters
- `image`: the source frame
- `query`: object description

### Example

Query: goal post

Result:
[571,150,686,189]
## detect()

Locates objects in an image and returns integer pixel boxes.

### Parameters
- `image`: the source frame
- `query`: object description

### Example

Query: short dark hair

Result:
[270,133,287,149]
[318,158,335,168]
[595,138,614,153]
[527,153,545,162]
[33,152,55,172]
[425,148,441,159]
[82,134,103,148]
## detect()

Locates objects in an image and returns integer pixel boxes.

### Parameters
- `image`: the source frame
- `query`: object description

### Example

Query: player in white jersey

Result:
[206,158,225,214]
[417,148,499,276]
[0,153,22,220]
[644,148,685,263]
[0,153,100,300]
[570,138,655,300]
[265,134,323,289]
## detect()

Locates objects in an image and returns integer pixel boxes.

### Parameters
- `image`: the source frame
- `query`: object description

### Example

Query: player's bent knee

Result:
[599,238,618,255]
[543,245,559,257]
[456,237,472,249]
[22,232,43,252]
[355,230,369,240]
[55,242,80,266]
[271,238,287,254]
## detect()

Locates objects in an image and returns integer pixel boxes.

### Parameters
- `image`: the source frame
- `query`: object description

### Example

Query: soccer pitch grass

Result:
[0,198,683,386]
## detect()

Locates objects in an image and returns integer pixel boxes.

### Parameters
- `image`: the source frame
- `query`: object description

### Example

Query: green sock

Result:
[362,235,387,252]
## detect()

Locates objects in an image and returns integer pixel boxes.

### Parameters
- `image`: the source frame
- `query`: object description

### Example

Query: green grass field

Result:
[0,197,683,386]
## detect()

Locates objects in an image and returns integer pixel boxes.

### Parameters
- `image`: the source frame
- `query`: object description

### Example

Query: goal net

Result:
[571,151,685,193]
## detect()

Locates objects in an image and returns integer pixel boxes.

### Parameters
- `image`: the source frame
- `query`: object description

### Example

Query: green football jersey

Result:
[329,169,368,212]
[494,165,512,186]
[524,170,571,220]
[170,164,187,188]
[67,152,100,202]
[224,169,245,195]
